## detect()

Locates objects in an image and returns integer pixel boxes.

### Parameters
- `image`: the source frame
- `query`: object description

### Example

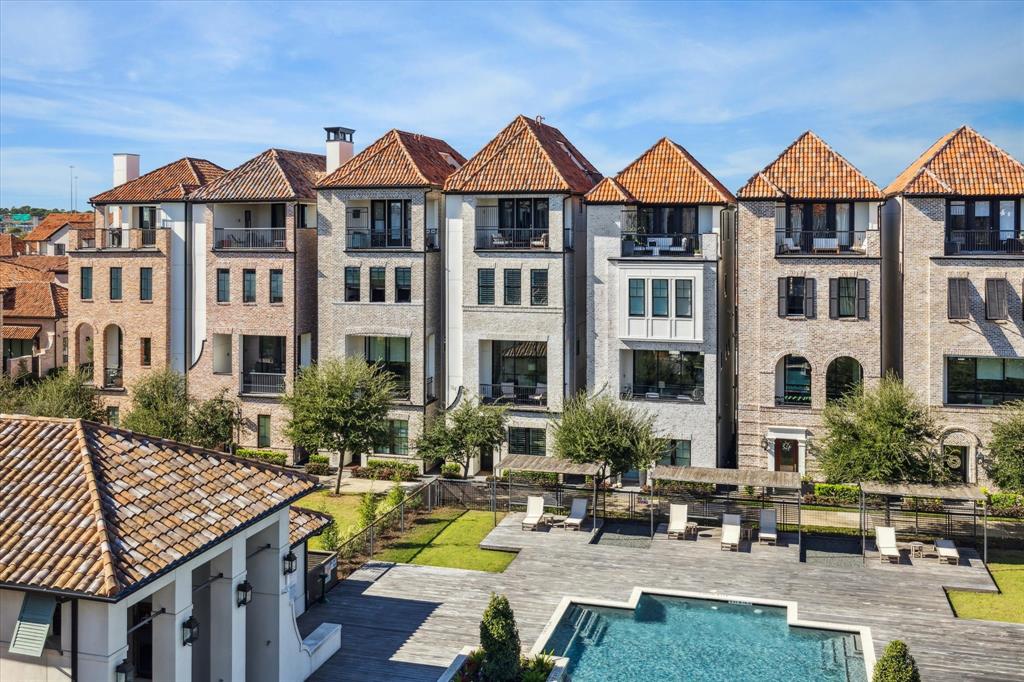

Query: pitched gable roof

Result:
[883,126,1024,197]
[444,115,601,194]
[191,149,325,202]
[5,255,68,275]
[90,158,226,204]
[23,212,94,242]
[0,260,56,284]
[737,131,883,201]
[0,233,25,257]
[288,506,332,548]
[0,415,319,599]
[585,137,735,205]
[1,280,67,319]
[318,130,466,189]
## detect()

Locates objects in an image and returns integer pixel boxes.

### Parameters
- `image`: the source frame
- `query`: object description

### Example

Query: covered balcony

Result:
[945,198,1021,255]
[345,200,412,249]
[213,203,287,250]
[479,340,548,407]
[475,198,551,251]
[775,202,868,255]
[620,206,700,257]
[620,349,704,402]
[355,335,411,400]
[241,335,286,395]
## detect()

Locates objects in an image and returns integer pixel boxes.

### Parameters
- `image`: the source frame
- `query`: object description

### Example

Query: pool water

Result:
[542,595,867,682]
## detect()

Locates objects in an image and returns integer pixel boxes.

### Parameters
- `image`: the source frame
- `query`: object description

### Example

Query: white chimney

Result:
[324,127,354,173]
[113,153,140,186]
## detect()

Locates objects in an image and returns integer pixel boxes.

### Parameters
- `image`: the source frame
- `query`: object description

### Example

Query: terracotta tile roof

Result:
[90,158,226,204]
[444,115,602,194]
[0,260,57,284]
[0,234,25,256]
[192,149,325,202]
[23,212,94,242]
[318,130,466,189]
[737,131,883,201]
[0,415,319,599]
[4,255,68,274]
[585,137,735,205]
[883,126,1024,197]
[288,506,332,547]
[1,280,67,319]
[1,324,40,340]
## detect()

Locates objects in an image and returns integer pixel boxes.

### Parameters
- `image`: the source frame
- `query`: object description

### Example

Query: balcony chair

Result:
[532,383,547,404]
[530,233,549,249]
[500,382,516,402]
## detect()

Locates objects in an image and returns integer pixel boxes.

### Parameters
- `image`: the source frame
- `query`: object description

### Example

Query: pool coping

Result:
[529,586,877,678]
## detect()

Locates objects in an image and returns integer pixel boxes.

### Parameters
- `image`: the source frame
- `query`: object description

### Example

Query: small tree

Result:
[122,369,190,440]
[479,593,521,682]
[357,491,378,530]
[416,399,507,478]
[21,368,104,421]
[872,639,920,682]
[552,393,664,480]
[283,358,394,494]
[985,400,1024,492]
[813,374,941,484]
[187,390,240,451]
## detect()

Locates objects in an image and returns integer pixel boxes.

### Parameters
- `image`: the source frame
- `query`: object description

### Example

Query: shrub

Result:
[357,491,378,530]
[479,594,521,682]
[319,521,339,552]
[441,462,462,479]
[352,458,419,481]
[236,448,287,466]
[308,453,330,465]
[305,462,333,476]
[813,483,860,505]
[520,652,555,682]
[381,475,405,513]
[646,480,716,497]
[987,491,1024,518]
[872,640,920,682]
[902,497,944,513]
[500,469,559,486]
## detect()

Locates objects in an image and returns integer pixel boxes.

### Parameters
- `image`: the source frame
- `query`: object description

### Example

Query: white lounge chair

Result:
[758,508,778,545]
[875,526,901,563]
[667,504,690,539]
[522,496,546,530]
[721,514,741,551]
[935,539,960,565]
[564,498,589,531]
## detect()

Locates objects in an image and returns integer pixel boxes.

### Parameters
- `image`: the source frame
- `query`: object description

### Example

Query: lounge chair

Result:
[564,498,589,531]
[758,509,778,545]
[667,504,690,539]
[522,496,546,531]
[875,526,901,563]
[721,514,741,551]
[500,382,516,403]
[935,539,960,565]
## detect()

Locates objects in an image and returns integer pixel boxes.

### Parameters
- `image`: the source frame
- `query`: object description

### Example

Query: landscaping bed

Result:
[947,549,1024,623]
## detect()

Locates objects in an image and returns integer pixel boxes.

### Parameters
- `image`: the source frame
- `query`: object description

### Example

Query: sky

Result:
[1,0,1023,209]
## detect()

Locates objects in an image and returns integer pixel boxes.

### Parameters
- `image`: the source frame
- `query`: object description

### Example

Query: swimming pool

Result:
[537,590,870,682]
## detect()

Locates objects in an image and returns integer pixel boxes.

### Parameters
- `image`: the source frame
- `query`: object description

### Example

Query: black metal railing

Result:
[776,387,811,407]
[108,230,125,248]
[346,228,410,249]
[621,233,699,257]
[621,384,704,402]
[425,376,436,401]
[140,229,157,247]
[479,383,548,406]
[242,371,286,394]
[78,362,94,382]
[104,367,123,389]
[425,229,440,251]
[475,227,550,250]
[775,229,867,255]
[214,228,286,250]
[390,379,411,401]
[945,230,1024,255]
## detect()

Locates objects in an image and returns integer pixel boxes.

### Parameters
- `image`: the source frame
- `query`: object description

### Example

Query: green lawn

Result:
[947,550,1024,623]
[377,509,516,573]
[296,491,364,551]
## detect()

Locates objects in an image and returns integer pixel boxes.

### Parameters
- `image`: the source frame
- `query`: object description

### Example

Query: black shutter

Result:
[804,278,816,318]
[778,278,787,318]
[856,279,869,320]
[948,279,965,319]
[829,278,839,319]
[986,278,1008,320]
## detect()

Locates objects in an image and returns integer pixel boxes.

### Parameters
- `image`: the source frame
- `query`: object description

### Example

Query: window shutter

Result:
[804,278,816,319]
[778,278,786,318]
[829,278,839,319]
[986,278,1008,320]
[9,593,55,657]
[856,279,869,320]
[947,279,961,319]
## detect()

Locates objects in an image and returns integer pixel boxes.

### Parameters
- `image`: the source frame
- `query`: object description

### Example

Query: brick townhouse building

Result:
[882,126,1024,485]
[585,138,737,483]
[735,132,885,476]
[21,211,94,256]
[1,260,68,378]
[317,127,465,470]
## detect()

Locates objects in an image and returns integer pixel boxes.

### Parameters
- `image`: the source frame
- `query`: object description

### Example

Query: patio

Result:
[298,512,1024,682]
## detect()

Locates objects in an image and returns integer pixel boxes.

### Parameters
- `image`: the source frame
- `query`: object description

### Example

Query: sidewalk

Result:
[313,473,424,494]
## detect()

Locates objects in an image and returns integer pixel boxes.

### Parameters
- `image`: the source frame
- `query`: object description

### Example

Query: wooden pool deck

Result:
[298,514,1023,681]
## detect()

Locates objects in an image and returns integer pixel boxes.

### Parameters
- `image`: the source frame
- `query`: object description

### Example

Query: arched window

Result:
[826,357,863,403]
[776,355,811,406]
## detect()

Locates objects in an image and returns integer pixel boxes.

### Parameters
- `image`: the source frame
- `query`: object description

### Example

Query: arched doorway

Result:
[102,325,123,388]
[75,323,95,382]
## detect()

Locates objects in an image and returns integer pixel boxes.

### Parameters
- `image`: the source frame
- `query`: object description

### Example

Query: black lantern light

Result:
[236,579,253,607]
[115,659,135,682]
[181,615,200,646]
[283,551,298,575]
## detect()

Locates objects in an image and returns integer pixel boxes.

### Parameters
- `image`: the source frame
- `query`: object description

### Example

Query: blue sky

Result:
[1,0,1023,209]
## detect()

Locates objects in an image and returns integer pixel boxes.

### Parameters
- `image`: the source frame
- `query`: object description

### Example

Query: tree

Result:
[813,373,941,484]
[479,593,521,682]
[187,390,241,451]
[122,369,190,440]
[872,640,920,682]
[416,399,507,478]
[0,373,23,414]
[552,392,664,480]
[985,400,1024,492]
[21,368,104,421]
[283,358,394,494]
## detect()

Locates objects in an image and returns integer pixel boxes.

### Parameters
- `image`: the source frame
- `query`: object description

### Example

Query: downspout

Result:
[562,196,571,398]
[70,598,78,682]
[184,201,192,399]
[423,189,430,412]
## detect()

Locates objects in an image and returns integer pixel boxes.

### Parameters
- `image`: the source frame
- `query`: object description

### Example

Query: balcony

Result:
[140,229,157,247]
[390,378,411,401]
[621,233,699,257]
[621,383,703,402]
[775,230,867,255]
[425,229,439,251]
[242,371,286,395]
[104,367,123,389]
[346,227,410,250]
[241,335,286,395]
[214,227,286,250]
[945,230,1023,256]
[479,383,547,407]
[775,388,811,407]
[475,227,550,251]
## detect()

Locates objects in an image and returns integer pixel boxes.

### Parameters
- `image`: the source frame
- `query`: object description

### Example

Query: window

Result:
[376,419,409,455]
[297,204,312,229]
[370,267,386,302]
[779,355,812,406]
[658,440,691,467]
[106,406,119,427]
[345,267,360,302]
[395,267,412,303]
[631,350,704,400]
[948,200,966,231]
[269,269,283,304]
[829,277,861,319]
[504,269,521,305]
[985,278,1008,320]
[652,279,669,317]
[216,269,230,302]
[490,341,547,400]
[675,280,693,318]
[370,200,411,247]
[270,203,286,228]
[531,269,548,306]
[947,356,1024,405]
[213,333,232,374]
[80,267,92,300]
[140,337,151,366]
[109,267,122,300]
[242,269,256,302]
[508,427,546,456]
[62,336,67,365]
[628,279,645,316]
[973,200,991,231]
[257,415,271,448]
[365,336,410,397]
[138,207,156,229]
[778,277,814,318]
[826,357,862,403]
[637,206,698,237]
[477,268,495,305]
[54,243,65,256]
[140,267,152,301]
[947,277,969,319]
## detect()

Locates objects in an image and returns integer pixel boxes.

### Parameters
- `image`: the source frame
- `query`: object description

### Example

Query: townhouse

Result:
[74,155,226,423]
[585,138,737,482]
[882,126,1024,485]
[1,260,68,377]
[735,132,885,476]
[189,148,324,455]
[443,115,601,473]
[317,128,465,469]
[21,211,94,256]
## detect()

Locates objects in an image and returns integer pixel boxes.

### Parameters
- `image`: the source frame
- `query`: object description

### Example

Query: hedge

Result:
[812,483,860,505]
[988,491,1024,518]
[441,462,463,479]
[235,448,287,466]
[352,458,419,481]
[305,462,334,476]
[308,453,330,465]
[498,470,559,486]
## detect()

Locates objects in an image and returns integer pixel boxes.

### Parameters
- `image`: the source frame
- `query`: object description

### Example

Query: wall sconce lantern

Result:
[283,551,298,575]
[236,580,253,607]
[115,659,135,682]
[181,615,200,646]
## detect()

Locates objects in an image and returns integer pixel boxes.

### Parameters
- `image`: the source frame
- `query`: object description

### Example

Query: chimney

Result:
[324,127,355,173]
[113,153,140,186]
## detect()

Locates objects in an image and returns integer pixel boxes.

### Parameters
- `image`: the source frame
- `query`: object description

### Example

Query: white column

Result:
[151,571,193,682]
[75,599,128,682]
[245,513,289,682]
[210,537,247,682]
